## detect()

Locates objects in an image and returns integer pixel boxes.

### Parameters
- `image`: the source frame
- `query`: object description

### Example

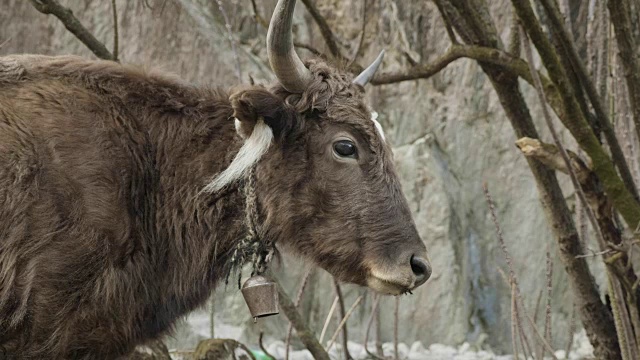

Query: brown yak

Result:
[0,0,431,358]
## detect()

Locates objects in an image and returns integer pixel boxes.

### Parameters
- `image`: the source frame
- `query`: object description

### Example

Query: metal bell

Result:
[241,275,279,322]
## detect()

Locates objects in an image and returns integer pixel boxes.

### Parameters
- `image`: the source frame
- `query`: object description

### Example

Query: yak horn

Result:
[353,50,385,86]
[267,0,313,93]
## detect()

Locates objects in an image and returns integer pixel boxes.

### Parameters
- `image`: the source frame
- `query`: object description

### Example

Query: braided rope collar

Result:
[226,165,276,288]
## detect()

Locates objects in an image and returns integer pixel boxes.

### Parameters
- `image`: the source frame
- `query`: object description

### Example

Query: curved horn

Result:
[353,50,385,86]
[267,0,313,93]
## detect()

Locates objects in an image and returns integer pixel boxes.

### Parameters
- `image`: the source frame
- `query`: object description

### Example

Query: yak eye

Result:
[333,140,357,158]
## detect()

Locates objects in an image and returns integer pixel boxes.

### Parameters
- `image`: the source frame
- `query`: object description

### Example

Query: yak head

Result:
[207,0,431,295]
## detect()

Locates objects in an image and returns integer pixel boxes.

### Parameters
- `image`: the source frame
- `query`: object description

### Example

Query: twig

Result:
[608,0,640,141]
[275,278,330,360]
[326,295,363,352]
[285,269,313,360]
[28,0,114,60]
[565,303,577,356]
[394,296,399,360]
[523,311,560,359]
[250,0,269,27]
[575,249,614,259]
[486,187,539,359]
[433,0,458,44]
[371,44,555,93]
[319,296,339,344]
[542,247,553,358]
[498,267,558,360]
[216,0,242,82]
[294,42,323,57]
[348,0,367,67]
[299,0,345,61]
[111,0,119,61]
[363,293,384,360]
[249,0,322,58]
[332,279,352,360]
[209,296,215,338]
[259,332,275,360]
[0,37,12,50]
[510,282,521,360]
[236,341,258,360]
[533,289,543,326]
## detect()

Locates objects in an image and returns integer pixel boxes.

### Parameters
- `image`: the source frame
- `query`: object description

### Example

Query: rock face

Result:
[1,0,607,354]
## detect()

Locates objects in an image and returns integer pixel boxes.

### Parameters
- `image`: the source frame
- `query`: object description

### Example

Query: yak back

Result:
[0,55,244,359]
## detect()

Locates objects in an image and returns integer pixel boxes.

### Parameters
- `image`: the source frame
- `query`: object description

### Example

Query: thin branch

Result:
[275,278,330,360]
[294,42,322,57]
[362,294,384,360]
[608,0,640,140]
[488,196,538,360]
[348,0,367,67]
[510,282,521,360]
[250,0,269,28]
[259,332,276,360]
[216,0,242,82]
[332,279,352,360]
[394,296,399,360]
[285,269,313,360]
[209,296,215,338]
[299,0,345,61]
[433,0,459,44]
[326,295,363,352]
[542,246,553,358]
[318,296,339,344]
[0,37,12,50]
[372,44,545,86]
[29,0,114,60]
[565,302,577,356]
[111,0,119,61]
[249,1,322,58]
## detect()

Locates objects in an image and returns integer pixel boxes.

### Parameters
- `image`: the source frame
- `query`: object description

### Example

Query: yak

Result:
[0,0,431,358]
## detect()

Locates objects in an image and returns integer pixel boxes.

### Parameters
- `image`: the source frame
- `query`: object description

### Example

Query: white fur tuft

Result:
[203,119,274,193]
[371,111,385,140]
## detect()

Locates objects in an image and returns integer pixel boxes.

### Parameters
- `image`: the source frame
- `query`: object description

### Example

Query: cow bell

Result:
[241,275,279,322]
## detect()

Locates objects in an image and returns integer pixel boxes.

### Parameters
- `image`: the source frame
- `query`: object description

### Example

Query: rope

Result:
[226,165,275,288]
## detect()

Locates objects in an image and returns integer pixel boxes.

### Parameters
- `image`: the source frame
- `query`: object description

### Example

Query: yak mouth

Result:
[366,271,416,295]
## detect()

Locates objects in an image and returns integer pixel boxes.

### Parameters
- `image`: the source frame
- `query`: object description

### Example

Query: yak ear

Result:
[230,87,296,140]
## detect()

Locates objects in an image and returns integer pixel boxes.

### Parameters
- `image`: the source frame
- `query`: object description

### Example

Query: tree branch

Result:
[537,0,639,202]
[437,1,622,358]
[332,279,352,360]
[29,0,114,60]
[299,0,345,61]
[285,269,312,360]
[111,0,119,61]
[275,279,330,360]
[608,0,640,141]
[517,137,640,356]
[511,0,640,232]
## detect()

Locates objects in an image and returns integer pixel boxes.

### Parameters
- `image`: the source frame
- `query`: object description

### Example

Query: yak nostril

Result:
[410,255,432,287]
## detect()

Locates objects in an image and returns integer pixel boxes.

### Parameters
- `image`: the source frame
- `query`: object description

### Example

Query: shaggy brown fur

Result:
[0,55,428,359]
